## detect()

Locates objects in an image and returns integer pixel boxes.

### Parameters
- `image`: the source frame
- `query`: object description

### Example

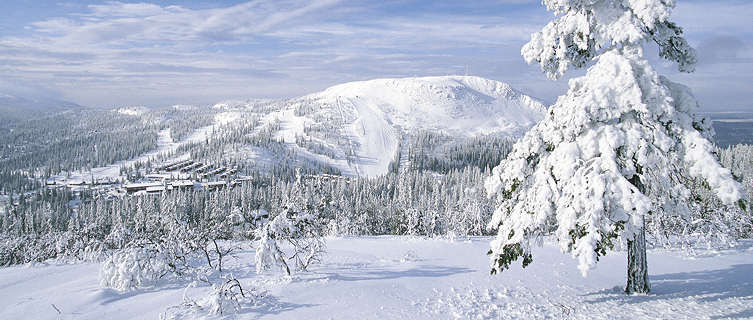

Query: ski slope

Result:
[0,237,750,319]
[258,76,547,177]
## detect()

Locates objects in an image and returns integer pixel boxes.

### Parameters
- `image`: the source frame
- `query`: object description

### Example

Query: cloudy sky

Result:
[0,0,751,110]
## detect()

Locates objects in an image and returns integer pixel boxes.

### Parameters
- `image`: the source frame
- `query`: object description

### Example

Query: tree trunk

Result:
[625,219,650,294]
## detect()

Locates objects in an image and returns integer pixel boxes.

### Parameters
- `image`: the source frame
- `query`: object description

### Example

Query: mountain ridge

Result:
[232,75,546,177]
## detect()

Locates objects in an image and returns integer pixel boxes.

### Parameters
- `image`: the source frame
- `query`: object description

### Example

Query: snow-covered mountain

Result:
[312,76,545,136]
[229,76,546,177]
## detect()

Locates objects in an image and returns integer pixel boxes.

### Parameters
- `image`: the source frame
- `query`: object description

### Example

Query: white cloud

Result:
[0,0,750,110]
[0,0,548,106]
[87,2,173,17]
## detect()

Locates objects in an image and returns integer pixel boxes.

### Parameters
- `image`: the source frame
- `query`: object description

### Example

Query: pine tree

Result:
[485,0,744,294]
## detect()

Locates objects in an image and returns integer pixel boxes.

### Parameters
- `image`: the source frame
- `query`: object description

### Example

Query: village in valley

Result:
[45,158,242,197]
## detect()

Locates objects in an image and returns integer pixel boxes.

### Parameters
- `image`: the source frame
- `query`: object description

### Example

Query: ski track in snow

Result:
[348,96,398,177]
[1,237,751,320]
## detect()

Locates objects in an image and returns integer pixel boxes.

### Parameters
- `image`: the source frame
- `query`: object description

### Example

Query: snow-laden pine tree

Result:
[485,0,745,294]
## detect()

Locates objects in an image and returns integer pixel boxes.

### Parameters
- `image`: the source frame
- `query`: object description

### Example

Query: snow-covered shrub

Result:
[400,250,420,263]
[99,217,209,290]
[717,144,753,238]
[649,181,752,250]
[105,223,132,250]
[161,275,263,319]
[99,227,214,291]
[445,187,491,239]
[645,144,752,249]
[100,246,170,291]
[2,236,39,266]
[230,208,268,241]
[202,276,249,315]
[54,230,107,262]
[255,205,326,275]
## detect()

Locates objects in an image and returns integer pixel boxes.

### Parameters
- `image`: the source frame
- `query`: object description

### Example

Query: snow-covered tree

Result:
[254,203,327,276]
[255,172,327,275]
[485,0,744,294]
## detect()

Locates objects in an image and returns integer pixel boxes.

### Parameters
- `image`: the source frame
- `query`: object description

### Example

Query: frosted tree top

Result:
[523,0,697,78]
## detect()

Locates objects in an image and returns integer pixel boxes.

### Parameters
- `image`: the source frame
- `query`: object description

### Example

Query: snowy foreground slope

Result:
[1,237,751,320]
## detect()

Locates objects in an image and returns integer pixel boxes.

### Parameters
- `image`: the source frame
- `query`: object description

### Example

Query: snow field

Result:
[0,237,751,319]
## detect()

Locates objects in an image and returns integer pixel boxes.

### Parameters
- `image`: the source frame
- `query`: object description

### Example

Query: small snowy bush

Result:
[202,276,249,315]
[99,225,207,291]
[55,230,107,262]
[161,275,262,319]
[100,246,170,291]
[255,205,326,275]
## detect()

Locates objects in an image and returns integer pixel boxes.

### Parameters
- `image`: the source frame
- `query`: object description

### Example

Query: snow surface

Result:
[1,237,751,319]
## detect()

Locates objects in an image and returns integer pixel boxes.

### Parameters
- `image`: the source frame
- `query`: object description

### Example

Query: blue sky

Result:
[0,0,751,110]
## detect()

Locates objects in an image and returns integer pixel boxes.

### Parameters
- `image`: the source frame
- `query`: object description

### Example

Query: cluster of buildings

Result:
[157,159,237,180]
[122,179,241,194]
[41,159,247,197]
[123,159,244,195]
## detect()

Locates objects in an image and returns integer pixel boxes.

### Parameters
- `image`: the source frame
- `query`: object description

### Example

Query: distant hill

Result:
[0,93,82,125]
[222,75,547,177]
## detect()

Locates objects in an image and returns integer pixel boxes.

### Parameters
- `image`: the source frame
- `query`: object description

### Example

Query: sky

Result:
[0,0,751,110]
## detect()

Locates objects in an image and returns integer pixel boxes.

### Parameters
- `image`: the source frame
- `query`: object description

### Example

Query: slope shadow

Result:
[237,294,318,319]
[583,263,753,319]
[93,282,190,305]
[315,263,474,282]
[160,290,318,319]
